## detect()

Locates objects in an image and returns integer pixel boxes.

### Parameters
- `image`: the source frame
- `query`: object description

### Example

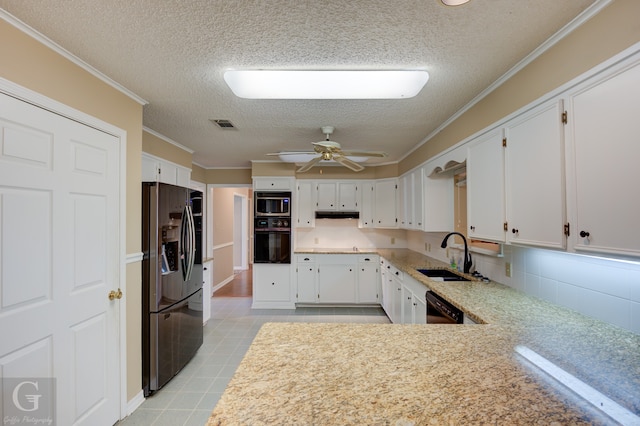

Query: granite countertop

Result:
[209,249,640,425]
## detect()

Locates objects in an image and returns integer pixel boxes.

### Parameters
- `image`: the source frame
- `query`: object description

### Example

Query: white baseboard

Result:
[126,390,145,417]
[211,275,234,293]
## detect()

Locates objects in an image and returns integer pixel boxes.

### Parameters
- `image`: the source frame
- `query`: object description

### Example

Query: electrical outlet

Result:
[505,262,512,277]
[391,237,396,245]
[425,242,430,252]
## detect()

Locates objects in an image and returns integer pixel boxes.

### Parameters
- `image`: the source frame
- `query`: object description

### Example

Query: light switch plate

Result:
[505,262,512,277]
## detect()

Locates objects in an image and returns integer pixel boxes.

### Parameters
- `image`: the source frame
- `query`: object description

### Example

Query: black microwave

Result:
[255,191,291,217]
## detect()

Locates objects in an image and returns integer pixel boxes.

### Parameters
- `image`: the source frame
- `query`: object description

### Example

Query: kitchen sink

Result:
[416,268,470,282]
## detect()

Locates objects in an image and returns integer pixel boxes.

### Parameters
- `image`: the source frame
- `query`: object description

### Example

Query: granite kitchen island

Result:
[208,249,640,425]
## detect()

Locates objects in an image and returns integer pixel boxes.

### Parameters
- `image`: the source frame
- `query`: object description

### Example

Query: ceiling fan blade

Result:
[340,150,387,158]
[333,155,365,172]
[266,151,315,156]
[296,155,324,173]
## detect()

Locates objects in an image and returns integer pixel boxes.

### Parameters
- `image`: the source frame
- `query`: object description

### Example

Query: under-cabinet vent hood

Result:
[315,211,360,219]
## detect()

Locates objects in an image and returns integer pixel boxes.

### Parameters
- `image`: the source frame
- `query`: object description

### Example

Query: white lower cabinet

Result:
[202,260,213,324]
[295,255,317,303]
[295,254,379,305]
[381,260,403,323]
[402,276,427,325]
[357,255,379,303]
[252,264,293,309]
[318,262,356,303]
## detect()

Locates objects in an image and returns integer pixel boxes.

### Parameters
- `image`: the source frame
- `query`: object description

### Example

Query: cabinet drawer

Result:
[357,254,378,263]
[254,178,293,190]
[296,255,316,263]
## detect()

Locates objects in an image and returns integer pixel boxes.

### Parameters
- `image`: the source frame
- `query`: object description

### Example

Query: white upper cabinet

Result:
[316,181,359,211]
[411,168,425,230]
[141,152,191,186]
[567,57,640,257]
[467,128,506,242]
[359,181,376,228]
[316,182,337,210]
[338,182,358,210]
[254,177,294,190]
[374,178,398,228]
[504,99,566,249]
[296,181,314,228]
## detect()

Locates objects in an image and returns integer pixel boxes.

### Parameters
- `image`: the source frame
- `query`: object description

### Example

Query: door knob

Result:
[108,288,123,300]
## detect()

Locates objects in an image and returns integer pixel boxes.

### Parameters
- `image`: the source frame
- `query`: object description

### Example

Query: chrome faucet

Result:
[440,232,472,274]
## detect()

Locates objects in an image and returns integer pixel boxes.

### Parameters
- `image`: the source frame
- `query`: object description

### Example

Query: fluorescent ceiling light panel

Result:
[224,70,429,99]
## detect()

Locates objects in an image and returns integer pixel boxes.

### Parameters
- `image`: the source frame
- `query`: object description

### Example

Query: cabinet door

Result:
[253,264,291,302]
[254,178,293,190]
[359,181,376,228]
[296,257,317,303]
[357,259,379,303]
[296,181,314,227]
[380,260,390,314]
[390,274,403,324]
[569,61,640,257]
[413,296,427,325]
[316,182,337,210]
[158,161,178,185]
[141,155,160,182]
[374,178,398,228]
[338,182,358,210]
[402,285,413,324]
[318,264,356,303]
[467,128,506,242]
[505,100,565,249]
[411,168,424,230]
[176,167,191,187]
[399,174,409,228]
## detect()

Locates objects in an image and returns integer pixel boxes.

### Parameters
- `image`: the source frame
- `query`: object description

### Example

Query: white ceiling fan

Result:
[267,126,387,173]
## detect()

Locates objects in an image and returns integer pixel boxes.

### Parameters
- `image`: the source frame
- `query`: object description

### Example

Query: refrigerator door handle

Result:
[186,204,196,281]
[181,204,196,282]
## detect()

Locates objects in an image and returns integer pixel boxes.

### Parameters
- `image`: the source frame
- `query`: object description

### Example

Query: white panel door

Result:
[0,93,121,426]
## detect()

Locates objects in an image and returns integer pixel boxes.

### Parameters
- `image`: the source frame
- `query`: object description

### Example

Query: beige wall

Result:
[142,130,192,169]
[0,19,144,401]
[400,0,640,174]
[205,168,253,185]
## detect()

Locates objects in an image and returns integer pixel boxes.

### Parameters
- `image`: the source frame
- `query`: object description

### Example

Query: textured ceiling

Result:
[0,0,597,169]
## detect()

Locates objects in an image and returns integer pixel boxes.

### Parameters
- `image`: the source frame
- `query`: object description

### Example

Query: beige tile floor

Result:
[117,297,390,426]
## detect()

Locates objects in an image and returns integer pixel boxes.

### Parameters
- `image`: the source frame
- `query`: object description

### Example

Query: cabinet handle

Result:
[304,257,310,261]
[470,225,475,231]
[407,296,411,300]
[395,271,399,275]
[271,282,275,285]
[580,230,590,238]
[512,228,519,235]
[364,258,370,261]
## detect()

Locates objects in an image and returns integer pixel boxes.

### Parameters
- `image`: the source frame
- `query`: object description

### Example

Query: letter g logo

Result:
[12,380,42,412]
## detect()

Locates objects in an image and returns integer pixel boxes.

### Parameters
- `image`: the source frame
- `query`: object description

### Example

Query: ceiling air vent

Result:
[210,119,236,129]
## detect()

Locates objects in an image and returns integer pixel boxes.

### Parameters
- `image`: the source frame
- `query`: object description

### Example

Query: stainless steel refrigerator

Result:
[142,182,203,396]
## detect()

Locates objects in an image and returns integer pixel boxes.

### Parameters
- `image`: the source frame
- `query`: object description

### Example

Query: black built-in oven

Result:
[426,291,463,324]
[254,217,291,264]
[255,191,291,217]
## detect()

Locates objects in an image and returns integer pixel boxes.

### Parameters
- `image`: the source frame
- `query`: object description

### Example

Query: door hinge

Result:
[564,222,570,237]
[503,222,508,232]
[562,111,568,125]
[502,137,507,147]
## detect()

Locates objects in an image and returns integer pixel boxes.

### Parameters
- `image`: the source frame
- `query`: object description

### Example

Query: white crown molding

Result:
[0,9,148,106]
[400,0,614,162]
[143,126,194,154]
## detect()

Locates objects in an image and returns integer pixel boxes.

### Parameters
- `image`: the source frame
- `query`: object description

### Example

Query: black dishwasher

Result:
[426,291,463,324]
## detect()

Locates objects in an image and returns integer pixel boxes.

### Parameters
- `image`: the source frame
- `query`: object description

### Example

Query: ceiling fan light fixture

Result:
[224,70,429,99]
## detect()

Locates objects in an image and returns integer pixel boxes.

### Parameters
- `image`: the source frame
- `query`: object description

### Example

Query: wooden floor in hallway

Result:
[213,267,252,297]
